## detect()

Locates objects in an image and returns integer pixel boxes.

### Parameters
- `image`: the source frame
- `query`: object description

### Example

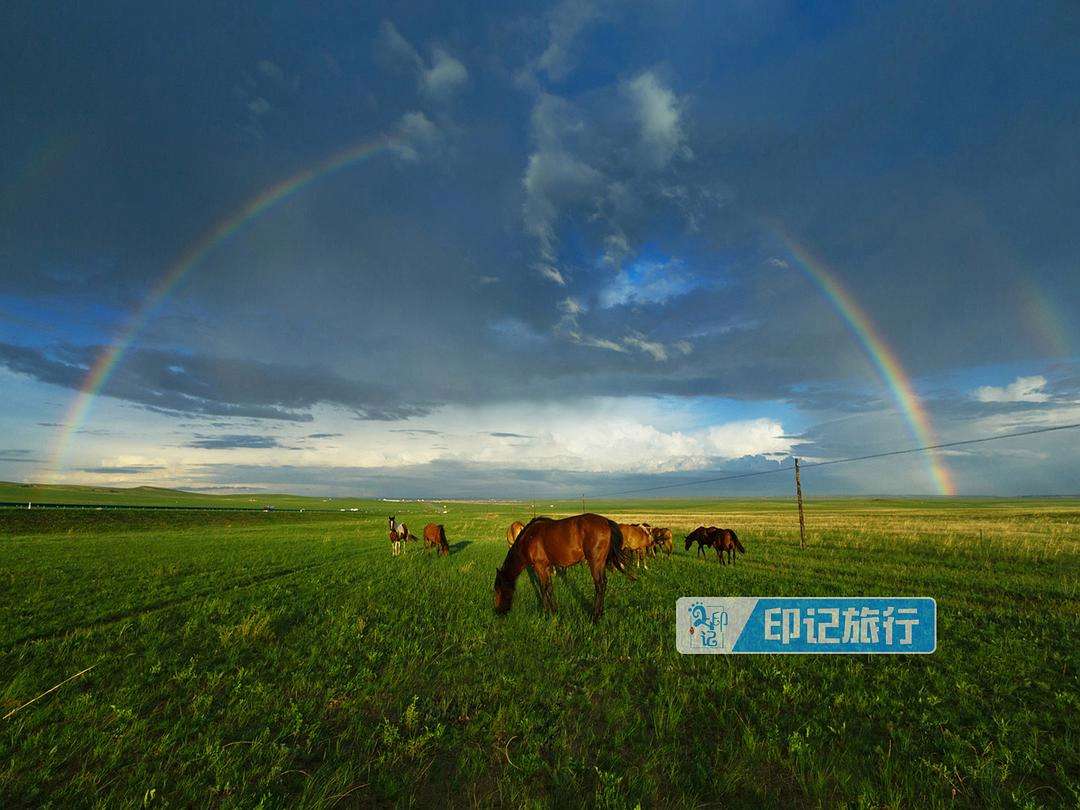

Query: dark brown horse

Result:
[685,526,745,563]
[685,526,717,557]
[494,514,632,621]
[710,528,745,564]
[424,523,450,556]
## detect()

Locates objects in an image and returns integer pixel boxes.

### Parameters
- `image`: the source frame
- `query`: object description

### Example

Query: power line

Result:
[591,421,1080,499]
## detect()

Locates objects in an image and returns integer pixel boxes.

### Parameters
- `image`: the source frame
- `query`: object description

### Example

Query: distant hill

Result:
[0,481,369,511]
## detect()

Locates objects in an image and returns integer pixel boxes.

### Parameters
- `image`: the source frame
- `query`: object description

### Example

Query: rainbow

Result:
[45,134,398,478]
[772,229,957,496]
[1017,278,1075,360]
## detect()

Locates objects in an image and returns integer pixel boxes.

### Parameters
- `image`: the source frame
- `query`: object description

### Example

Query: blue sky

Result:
[1,0,1078,496]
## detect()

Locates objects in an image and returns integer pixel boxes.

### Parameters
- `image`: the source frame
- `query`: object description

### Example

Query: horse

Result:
[423,523,439,549]
[506,520,525,547]
[650,526,674,557]
[685,526,717,557]
[388,528,403,556]
[424,523,450,556]
[494,514,633,621]
[618,523,654,570]
[710,528,745,564]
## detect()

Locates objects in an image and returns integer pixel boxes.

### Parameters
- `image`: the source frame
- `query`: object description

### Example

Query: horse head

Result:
[493,566,515,613]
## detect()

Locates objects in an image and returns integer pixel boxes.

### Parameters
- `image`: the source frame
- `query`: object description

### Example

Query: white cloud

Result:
[622,71,689,168]
[621,334,668,361]
[559,296,585,315]
[390,111,442,161]
[522,148,602,260]
[421,48,468,102]
[418,401,796,473]
[537,0,601,81]
[704,419,794,459]
[376,20,423,72]
[570,332,627,353]
[377,21,467,104]
[974,375,1050,403]
[601,231,631,267]
[535,263,568,285]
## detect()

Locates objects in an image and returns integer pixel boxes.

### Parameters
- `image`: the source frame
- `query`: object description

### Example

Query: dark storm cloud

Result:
[307,432,343,439]
[488,432,533,438]
[0,341,433,421]
[187,434,291,450]
[0,450,39,463]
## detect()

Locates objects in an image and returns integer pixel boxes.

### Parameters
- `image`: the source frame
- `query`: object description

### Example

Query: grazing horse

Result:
[424,523,450,556]
[710,528,745,564]
[506,520,525,547]
[389,528,403,556]
[618,523,654,570]
[650,527,674,557]
[685,526,717,557]
[494,514,632,621]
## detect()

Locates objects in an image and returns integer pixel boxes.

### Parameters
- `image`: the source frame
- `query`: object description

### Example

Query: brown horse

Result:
[710,528,745,564]
[494,514,632,621]
[650,526,674,557]
[506,520,525,547]
[423,523,450,556]
[618,523,653,570]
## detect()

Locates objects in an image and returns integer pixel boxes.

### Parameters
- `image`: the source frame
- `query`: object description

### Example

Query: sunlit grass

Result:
[1,499,1077,806]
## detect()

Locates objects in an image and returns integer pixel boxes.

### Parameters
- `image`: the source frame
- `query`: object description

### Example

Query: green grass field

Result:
[1,489,1078,807]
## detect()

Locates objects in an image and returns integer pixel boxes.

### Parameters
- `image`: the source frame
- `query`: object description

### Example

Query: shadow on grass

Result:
[555,566,593,613]
[448,540,472,555]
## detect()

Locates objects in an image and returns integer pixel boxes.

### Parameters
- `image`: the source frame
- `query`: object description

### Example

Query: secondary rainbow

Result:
[46,134,398,477]
[773,229,957,496]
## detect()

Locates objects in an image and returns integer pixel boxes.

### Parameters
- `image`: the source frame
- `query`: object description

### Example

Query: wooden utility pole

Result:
[794,458,806,547]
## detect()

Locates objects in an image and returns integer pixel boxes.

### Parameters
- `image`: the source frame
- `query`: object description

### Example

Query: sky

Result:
[1,0,1078,498]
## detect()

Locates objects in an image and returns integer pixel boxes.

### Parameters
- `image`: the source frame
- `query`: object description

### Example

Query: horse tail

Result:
[605,520,635,578]
[731,530,745,554]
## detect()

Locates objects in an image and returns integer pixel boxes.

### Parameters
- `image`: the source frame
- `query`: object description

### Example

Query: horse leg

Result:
[591,564,607,622]
[536,566,556,614]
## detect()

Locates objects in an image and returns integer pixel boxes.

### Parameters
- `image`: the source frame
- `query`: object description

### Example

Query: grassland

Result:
[1,492,1078,807]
